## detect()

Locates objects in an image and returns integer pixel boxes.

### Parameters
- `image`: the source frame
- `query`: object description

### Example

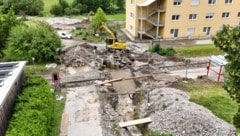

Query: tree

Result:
[0,9,20,58]
[2,0,44,15]
[92,8,107,31]
[212,24,240,127]
[50,4,63,16]
[71,0,117,14]
[117,0,125,11]
[5,21,61,62]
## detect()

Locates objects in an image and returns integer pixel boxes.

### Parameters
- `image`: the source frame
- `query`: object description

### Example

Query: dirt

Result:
[41,17,235,136]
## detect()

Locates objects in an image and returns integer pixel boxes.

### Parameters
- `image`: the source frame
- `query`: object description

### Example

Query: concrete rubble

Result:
[139,88,236,136]
[43,18,237,136]
[58,42,236,136]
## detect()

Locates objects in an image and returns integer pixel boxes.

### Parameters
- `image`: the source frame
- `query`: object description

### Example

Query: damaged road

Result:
[42,17,237,136]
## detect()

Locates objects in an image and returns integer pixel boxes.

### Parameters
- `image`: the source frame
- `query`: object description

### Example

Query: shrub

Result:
[163,47,176,56]
[233,107,240,127]
[5,21,61,62]
[150,131,172,136]
[149,44,161,52]
[149,44,176,56]
[50,4,63,16]
[6,75,54,136]
[2,0,44,15]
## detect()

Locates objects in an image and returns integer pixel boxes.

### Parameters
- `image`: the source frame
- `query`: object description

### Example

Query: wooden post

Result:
[217,65,223,83]
[206,60,211,77]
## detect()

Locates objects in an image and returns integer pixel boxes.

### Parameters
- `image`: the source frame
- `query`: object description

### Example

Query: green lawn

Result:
[106,13,125,20]
[174,44,224,57]
[174,78,238,131]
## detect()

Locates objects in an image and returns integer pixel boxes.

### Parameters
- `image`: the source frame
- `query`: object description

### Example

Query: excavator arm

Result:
[98,22,117,40]
[96,22,127,50]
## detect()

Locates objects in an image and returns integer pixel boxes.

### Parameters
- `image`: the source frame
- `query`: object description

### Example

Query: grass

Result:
[173,78,238,130]
[174,44,224,57]
[24,63,56,75]
[50,92,65,136]
[106,13,125,20]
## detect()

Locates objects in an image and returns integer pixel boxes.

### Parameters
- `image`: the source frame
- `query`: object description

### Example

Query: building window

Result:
[189,14,197,20]
[187,28,195,36]
[130,25,133,30]
[191,0,200,5]
[206,13,214,19]
[208,0,216,4]
[172,15,180,20]
[203,27,211,35]
[222,12,230,18]
[238,12,240,17]
[173,0,182,5]
[170,29,179,37]
[131,0,134,4]
[130,12,134,18]
[225,0,232,4]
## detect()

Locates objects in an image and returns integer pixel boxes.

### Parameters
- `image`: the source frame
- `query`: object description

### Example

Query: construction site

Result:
[44,17,236,136]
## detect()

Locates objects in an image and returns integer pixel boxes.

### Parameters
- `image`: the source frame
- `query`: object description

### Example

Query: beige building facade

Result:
[126,0,240,40]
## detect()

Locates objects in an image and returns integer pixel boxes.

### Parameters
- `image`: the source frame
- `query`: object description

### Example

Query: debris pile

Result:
[61,43,135,69]
[61,43,97,67]
[139,87,236,136]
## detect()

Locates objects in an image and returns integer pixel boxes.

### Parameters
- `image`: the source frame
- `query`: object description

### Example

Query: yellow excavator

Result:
[97,22,127,51]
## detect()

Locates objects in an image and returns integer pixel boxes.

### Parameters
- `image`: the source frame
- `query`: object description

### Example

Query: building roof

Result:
[208,55,227,66]
[0,61,27,107]
[137,0,156,6]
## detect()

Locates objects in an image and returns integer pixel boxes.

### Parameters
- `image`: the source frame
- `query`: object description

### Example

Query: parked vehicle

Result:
[57,31,72,39]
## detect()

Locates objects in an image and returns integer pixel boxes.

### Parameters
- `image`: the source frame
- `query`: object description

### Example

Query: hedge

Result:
[6,75,54,136]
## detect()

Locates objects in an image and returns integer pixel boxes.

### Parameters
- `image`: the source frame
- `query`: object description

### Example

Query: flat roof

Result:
[0,61,27,107]
[138,0,156,6]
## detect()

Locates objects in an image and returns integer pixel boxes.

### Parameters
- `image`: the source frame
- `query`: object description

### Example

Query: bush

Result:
[233,108,240,127]
[50,4,63,16]
[0,10,21,58]
[6,75,54,136]
[149,44,176,56]
[4,21,61,62]
[150,131,172,136]
[2,0,44,15]
[149,44,161,52]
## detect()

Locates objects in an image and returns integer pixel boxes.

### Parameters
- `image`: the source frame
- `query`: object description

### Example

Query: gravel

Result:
[139,87,236,136]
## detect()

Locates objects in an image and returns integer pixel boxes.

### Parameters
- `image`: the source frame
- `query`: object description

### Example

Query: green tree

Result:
[92,7,107,31]
[2,0,44,15]
[5,21,61,62]
[117,0,125,11]
[212,24,240,127]
[71,0,116,14]
[0,9,20,58]
[50,4,63,16]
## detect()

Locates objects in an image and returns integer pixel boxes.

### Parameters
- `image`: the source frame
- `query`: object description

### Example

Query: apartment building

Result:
[126,0,240,40]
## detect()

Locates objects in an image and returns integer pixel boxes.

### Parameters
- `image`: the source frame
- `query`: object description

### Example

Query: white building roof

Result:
[138,0,156,6]
[0,61,27,107]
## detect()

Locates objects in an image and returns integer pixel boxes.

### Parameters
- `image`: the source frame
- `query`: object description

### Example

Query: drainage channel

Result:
[99,69,143,136]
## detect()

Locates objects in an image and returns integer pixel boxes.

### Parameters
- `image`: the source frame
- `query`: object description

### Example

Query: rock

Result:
[140,87,236,136]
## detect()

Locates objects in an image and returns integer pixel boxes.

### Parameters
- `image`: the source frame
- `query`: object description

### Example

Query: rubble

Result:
[48,17,237,136]
[139,87,236,136]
